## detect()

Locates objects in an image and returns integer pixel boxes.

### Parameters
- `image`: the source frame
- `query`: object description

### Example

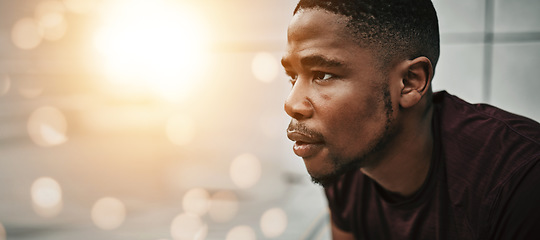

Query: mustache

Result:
[287,121,325,141]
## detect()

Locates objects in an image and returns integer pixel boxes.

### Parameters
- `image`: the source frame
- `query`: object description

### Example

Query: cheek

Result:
[325,94,386,142]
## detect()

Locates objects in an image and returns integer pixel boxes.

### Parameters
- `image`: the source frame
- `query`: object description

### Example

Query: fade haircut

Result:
[294,0,440,72]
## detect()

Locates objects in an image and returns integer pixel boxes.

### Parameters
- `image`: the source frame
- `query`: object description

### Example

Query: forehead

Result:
[283,9,373,67]
[287,9,351,47]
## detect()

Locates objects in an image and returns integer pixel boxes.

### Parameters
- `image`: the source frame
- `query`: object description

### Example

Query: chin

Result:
[307,166,342,188]
[310,174,341,188]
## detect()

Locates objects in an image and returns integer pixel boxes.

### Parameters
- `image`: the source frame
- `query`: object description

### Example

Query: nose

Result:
[284,80,314,120]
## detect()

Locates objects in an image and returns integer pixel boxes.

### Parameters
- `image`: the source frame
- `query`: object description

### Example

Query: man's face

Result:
[282,9,397,186]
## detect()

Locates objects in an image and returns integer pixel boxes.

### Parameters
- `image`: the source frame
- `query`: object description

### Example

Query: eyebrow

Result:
[281,55,346,69]
[301,55,345,68]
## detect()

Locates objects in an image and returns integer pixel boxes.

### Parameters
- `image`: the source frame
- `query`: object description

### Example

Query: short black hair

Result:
[294,0,440,71]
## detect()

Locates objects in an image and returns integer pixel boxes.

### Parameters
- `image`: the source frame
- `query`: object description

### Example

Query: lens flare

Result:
[230,153,262,189]
[91,197,126,230]
[31,177,63,217]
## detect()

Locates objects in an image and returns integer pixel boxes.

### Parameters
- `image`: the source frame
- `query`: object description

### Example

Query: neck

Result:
[361,107,434,197]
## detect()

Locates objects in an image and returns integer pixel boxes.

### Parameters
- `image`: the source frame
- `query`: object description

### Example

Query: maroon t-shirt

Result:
[325,91,540,240]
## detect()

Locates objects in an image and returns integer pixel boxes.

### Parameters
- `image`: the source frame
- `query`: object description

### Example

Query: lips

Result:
[287,130,324,158]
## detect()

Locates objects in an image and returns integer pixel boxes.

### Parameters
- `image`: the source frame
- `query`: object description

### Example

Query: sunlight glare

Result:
[91,197,126,230]
[260,207,288,238]
[11,18,43,50]
[170,213,208,240]
[226,225,257,240]
[182,188,211,216]
[230,153,262,189]
[94,0,210,101]
[208,190,239,223]
[31,177,63,218]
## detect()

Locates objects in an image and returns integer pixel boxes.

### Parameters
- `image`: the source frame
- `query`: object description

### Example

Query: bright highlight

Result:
[230,153,262,189]
[260,207,288,238]
[252,52,279,83]
[31,177,63,217]
[27,106,68,147]
[94,0,210,101]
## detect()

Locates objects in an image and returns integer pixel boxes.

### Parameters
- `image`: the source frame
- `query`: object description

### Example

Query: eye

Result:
[313,72,333,81]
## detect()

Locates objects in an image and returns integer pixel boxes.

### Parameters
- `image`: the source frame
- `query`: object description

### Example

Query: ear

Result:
[399,57,433,108]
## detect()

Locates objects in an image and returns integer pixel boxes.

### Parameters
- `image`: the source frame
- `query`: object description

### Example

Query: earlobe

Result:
[399,57,433,109]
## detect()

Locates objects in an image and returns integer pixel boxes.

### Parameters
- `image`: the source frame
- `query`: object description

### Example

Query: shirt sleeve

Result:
[489,159,540,240]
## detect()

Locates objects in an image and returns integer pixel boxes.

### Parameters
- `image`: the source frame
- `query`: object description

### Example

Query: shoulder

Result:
[433,91,539,144]
[433,91,539,178]
[433,91,540,238]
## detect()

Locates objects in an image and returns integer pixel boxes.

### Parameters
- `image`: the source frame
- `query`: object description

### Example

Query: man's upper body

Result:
[325,91,540,239]
[281,0,540,239]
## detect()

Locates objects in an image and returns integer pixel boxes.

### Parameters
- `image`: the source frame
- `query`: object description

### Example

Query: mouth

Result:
[287,129,325,158]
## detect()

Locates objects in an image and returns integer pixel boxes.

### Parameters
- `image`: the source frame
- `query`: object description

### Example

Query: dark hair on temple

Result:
[294,0,440,71]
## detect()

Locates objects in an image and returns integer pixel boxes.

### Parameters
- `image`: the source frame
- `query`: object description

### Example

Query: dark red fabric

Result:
[324,91,540,240]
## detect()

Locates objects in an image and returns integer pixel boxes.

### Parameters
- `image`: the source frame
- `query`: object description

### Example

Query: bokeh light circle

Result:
[35,0,65,28]
[166,114,195,146]
[226,225,257,240]
[260,207,288,238]
[27,106,68,147]
[252,52,279,83]
[31,177,63,217]
[0,75,11,96]
[91,197,126,230]
[170,213,208,240]
[208,190,239,223]
[63,0,97,14]
[42,18,67,41]
[182,188,210,216]
[11,18,43,50]
[230,153,261,189]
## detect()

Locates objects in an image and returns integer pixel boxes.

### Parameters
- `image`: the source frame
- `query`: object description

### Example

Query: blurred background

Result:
[0,0,538,239]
